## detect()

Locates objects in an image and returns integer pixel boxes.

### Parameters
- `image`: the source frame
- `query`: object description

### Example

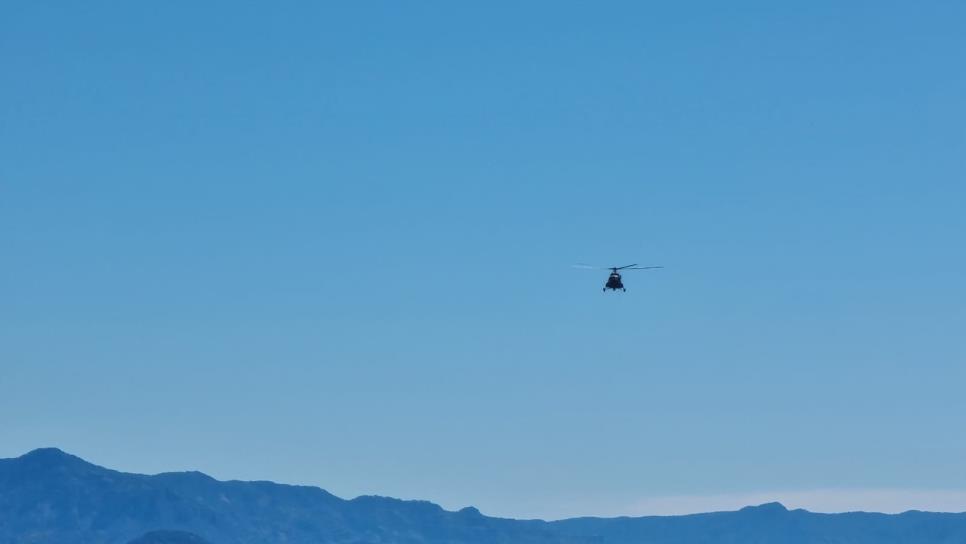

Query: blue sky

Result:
[2,1,965,519]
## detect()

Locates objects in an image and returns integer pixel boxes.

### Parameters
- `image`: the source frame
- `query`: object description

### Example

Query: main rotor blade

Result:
[573,263,664,271]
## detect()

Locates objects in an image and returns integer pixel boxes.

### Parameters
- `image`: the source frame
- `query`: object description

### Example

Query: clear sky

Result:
[2,1,965,520]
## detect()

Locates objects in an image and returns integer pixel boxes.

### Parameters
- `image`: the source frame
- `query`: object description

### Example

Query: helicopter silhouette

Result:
[574,263,663,292]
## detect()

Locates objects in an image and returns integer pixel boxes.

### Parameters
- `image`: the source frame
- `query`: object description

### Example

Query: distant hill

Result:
[2,448,966,543]
[126,531,211,544]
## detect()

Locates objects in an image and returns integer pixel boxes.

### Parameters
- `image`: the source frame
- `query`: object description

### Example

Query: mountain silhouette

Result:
[3,448,966,543]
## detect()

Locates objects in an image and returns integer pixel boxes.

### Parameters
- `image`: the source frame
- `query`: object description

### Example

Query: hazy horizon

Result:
[8,447,966,520]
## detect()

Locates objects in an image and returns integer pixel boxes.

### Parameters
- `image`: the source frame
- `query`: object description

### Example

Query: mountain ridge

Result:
[3,448,966,543]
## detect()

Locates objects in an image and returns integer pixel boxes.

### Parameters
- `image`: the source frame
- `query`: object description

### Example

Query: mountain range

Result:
[2,448,966,543]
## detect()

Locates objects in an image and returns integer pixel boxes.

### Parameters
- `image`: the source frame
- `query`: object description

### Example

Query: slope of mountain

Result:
[0,448,571,544]
[2,448,966,544]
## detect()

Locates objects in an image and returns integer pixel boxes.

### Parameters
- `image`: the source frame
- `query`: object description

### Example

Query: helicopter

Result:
[574,263,663,292]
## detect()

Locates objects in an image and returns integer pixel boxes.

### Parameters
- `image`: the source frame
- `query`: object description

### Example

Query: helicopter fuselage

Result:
[604,272,625,292]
